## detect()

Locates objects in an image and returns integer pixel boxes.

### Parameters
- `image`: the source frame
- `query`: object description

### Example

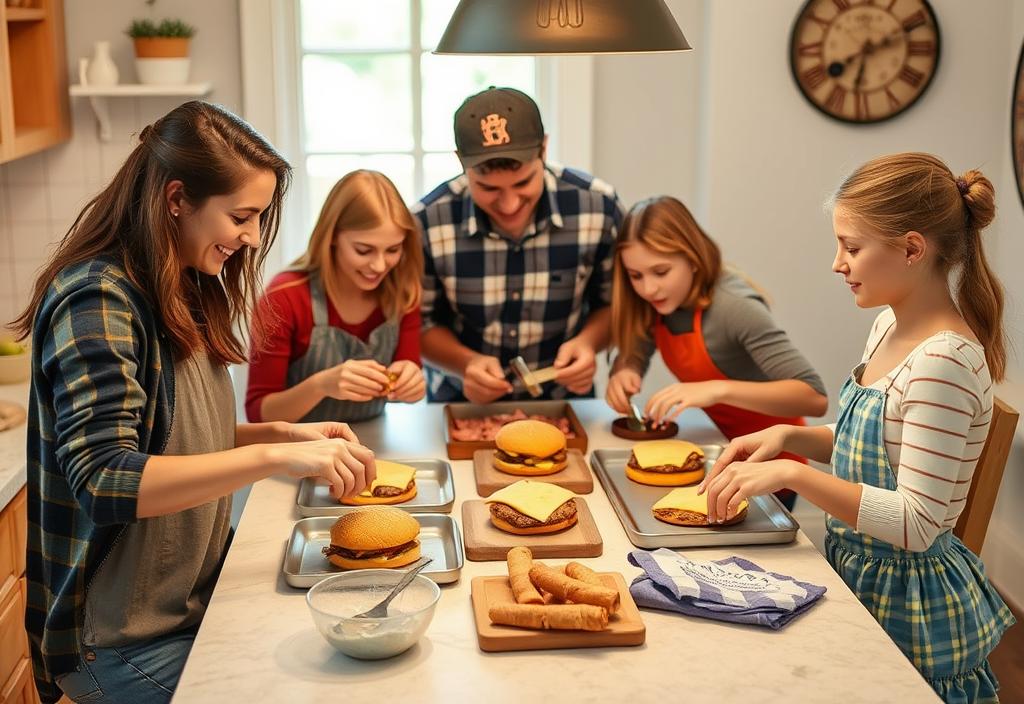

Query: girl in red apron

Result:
[247,170,425,424]
[702,153,1014,703]
[607,196,827,509]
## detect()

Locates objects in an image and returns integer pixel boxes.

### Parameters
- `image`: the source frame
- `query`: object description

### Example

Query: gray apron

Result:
[287,271,398,423]
[83,351,235,646]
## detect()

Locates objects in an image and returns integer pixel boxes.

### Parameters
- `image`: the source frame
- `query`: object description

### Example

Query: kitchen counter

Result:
[174,400,939,703]
[0,381,29,510]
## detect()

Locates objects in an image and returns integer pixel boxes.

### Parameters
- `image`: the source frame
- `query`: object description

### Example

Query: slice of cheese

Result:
[653,486,748,516]
[484,480,575,522]
[632,440,703,468]
[357,460,416,498]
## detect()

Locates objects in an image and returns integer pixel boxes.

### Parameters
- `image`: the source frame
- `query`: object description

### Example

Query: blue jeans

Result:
[55,627,197,704]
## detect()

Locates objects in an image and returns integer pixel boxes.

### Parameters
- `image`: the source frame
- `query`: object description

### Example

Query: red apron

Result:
[654,308,805,503]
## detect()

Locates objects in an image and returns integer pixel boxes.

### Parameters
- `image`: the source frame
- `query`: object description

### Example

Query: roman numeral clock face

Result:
[790,0,940,123]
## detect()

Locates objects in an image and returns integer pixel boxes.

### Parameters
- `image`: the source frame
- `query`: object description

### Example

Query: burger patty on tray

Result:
[494,449,567,465]
[372,479,415,498]
[323,539,419,561]
[627,453,704,474]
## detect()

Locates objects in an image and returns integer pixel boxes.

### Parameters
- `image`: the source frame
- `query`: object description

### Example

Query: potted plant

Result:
[126,18,196,85]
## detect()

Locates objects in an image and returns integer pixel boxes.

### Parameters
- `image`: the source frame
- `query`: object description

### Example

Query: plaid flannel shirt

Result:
[24,256,174,703]
[412,163,624,401]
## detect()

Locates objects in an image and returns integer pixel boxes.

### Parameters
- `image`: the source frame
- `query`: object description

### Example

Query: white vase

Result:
[135,58,191,85]
[85,40,119,86]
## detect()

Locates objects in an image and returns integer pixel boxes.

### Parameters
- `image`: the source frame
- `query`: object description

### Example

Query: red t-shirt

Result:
[245,271,421,422]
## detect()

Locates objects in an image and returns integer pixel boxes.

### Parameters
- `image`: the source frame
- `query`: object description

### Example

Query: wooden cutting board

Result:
[473,448,593,497]
[461,498,603,561]
[471,571,646,652]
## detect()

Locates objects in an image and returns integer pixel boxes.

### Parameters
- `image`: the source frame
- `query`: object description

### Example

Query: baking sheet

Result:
[590,448,799,548]
[282,514,464,587]
[296,459,455,516]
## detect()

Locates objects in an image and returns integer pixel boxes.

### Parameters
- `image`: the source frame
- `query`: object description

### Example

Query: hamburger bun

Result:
[493,419,568,476]
[324,507,421,569]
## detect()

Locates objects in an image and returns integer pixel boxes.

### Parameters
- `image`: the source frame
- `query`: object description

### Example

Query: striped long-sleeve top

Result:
[852,308,991,552]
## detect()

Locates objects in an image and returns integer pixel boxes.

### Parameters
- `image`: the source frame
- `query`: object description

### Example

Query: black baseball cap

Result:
[454,87,545,169]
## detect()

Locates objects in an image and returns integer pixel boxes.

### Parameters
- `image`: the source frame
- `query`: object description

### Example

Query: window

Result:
[293,0,537,257]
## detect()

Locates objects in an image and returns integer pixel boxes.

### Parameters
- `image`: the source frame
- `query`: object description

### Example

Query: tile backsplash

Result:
[0,98,173,331]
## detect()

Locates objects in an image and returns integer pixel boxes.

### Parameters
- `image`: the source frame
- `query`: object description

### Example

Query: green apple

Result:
[0,340,25,356]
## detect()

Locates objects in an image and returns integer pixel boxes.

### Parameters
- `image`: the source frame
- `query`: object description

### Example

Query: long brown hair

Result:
[832,152,1006,381]
[290,170,422,319]
[611,196,722,370]
[11,101,291,365]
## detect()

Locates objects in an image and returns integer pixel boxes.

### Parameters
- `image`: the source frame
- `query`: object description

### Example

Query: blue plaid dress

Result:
[825,369,1015,703]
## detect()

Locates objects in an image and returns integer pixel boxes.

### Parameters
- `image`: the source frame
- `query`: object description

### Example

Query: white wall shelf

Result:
[69,82,212,141]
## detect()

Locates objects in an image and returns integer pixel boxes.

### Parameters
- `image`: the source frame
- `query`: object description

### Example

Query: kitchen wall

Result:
[593,0,1023,606]
[0,0,242,328]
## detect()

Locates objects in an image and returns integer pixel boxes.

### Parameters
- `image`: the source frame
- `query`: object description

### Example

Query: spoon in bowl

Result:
[351,557,434,620]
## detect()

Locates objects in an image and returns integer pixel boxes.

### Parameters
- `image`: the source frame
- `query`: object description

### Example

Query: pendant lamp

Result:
[434,0,692,55]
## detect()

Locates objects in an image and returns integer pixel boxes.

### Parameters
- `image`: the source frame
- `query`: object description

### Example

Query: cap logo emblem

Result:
[480,113,510,147]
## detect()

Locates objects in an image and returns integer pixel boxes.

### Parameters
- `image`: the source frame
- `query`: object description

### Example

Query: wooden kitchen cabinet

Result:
[0,489,39,704]
[0,0,70,163]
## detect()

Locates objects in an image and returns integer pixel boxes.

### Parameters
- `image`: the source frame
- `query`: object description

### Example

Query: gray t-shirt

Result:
[626,270,826,396]
[83,351,235,646]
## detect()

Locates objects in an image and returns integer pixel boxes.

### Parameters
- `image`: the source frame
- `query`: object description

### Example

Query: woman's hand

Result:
[606,367,642,415]
[645,381,725,425]
[698,425,791,495]
[266,438,376,499]
[317,359,391,402]
[386,360,425,403]
[702,459,801,524]
[284,421,359,443]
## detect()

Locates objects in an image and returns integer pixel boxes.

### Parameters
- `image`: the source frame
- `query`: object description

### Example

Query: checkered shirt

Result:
[412,163,624,401]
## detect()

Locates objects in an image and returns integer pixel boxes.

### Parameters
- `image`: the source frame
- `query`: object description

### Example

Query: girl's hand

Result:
[266,438,376,499]
[699,425,791,495]
[386,360,425,403]
[317,359,390,402]
[703,459,801,524]
[284,421,359,444]
[606,367,642,414]
[645,381,725,425]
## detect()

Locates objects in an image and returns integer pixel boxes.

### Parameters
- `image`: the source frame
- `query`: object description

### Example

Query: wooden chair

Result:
[954,397,1019,554]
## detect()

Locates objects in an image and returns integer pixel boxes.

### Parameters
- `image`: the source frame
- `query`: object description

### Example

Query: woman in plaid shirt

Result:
[703,153,1014,703]
[11,102,378,704]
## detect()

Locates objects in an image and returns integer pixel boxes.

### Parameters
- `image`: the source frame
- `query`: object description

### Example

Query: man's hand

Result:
[553,337,597,394]
[463,354,513,404]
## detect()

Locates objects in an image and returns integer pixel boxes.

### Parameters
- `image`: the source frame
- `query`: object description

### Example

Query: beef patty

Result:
[488,499,577,528]
[627,452,704,474]
[323,539,419,561]
[372,479,415,498]
[494,449,567,466]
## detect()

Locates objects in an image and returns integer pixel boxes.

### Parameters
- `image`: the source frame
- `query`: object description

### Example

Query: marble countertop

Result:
[0,381,29,510]
[174,400,939,704]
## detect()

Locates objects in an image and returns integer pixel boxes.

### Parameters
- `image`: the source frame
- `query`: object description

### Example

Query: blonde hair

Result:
[611,196,722,370]
[291,170,422,320]
[832,152,1006,381]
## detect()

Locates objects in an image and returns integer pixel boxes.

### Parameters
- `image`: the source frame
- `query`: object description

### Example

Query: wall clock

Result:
[1012,39,1024,209]
[790,0,941,124]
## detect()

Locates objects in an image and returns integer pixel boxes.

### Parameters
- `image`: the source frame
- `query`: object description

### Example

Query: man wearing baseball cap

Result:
[412,87,625,403]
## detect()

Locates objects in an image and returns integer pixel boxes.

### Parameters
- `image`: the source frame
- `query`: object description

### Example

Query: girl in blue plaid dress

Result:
[702,153,1015,703]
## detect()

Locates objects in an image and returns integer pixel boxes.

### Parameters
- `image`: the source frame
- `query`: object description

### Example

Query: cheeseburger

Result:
[322,507,421,569]
[626,440,705,486]
[652,486,748,526]
[484,480,578,535]
[339,460,417,505]
[492,419,568,476]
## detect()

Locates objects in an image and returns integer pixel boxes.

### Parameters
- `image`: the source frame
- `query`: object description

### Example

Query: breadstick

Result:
[489,603,608,631]
[506,547,543,604]
[565,562,603,587]
[529,564,620,612]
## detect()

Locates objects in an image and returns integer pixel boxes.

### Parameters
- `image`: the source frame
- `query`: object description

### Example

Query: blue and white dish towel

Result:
[628,548,826,630]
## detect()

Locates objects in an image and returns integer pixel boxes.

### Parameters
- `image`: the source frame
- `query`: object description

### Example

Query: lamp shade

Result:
[434,0,692,55]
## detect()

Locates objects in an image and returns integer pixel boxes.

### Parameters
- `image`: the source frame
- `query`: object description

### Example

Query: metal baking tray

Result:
[590,448,799,548]
[282,514,464,587]
[296,459,455,516]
